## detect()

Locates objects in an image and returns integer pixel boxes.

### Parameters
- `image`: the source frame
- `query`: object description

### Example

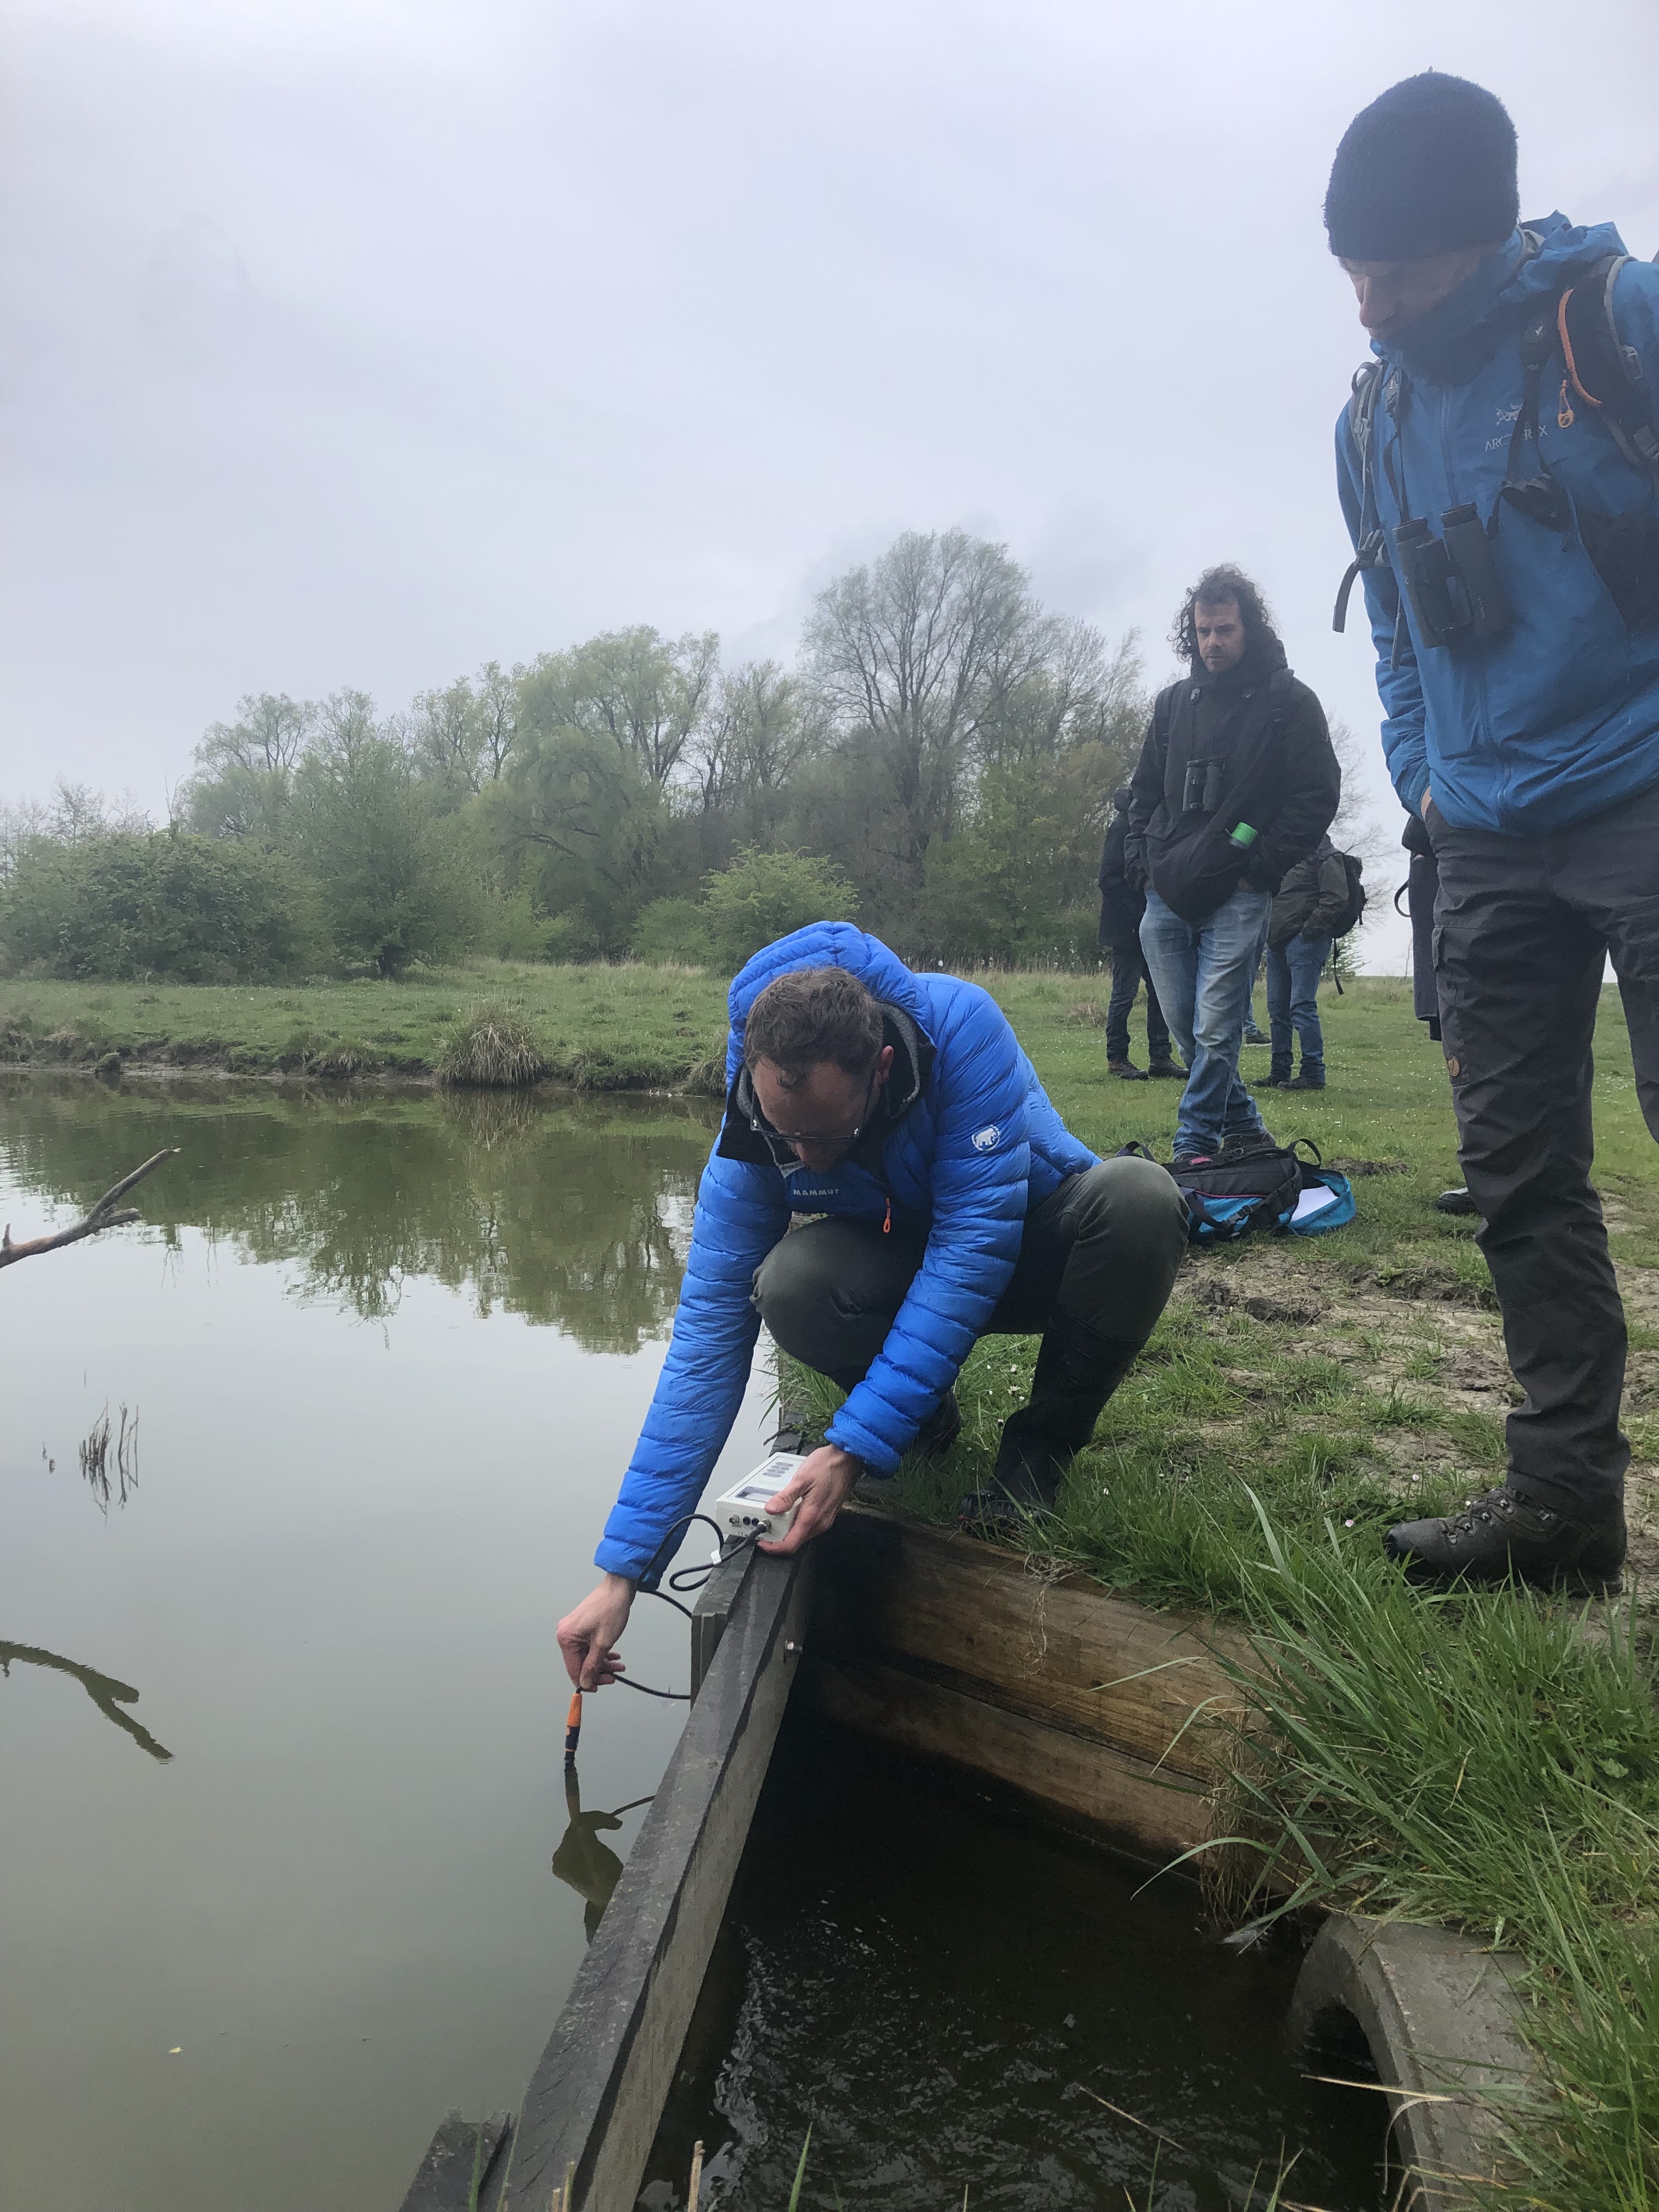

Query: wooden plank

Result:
[689,1543,753,1699]
[398,2109,512,2212]
[802,1654,1217,1866]
[812,1509,1252,1781]
[509,1548,812,2212]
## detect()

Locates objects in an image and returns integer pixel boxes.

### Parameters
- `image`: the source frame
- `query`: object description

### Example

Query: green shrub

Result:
[0,830,318,982]
[630,896,714,966]
[698,847,858,970]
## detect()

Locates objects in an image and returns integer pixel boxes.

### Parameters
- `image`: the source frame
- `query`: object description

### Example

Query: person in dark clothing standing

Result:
[1330,73,1659,1592]
[1126,566,1341,1165]
[1260,834,1347,1090]
[1097,787,1183,1082]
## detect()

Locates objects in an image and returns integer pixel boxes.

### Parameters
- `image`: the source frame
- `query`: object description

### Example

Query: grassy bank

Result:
[0,962,731,1087]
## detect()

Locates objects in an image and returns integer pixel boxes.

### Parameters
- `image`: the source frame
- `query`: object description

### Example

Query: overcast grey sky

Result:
[4,0,1658,967]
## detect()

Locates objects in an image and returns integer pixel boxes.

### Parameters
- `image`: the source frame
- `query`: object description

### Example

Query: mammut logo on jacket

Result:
[972,1124,1002,1152]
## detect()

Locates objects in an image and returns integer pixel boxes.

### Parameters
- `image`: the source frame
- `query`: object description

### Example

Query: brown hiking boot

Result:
[1146,1057,1187,1079]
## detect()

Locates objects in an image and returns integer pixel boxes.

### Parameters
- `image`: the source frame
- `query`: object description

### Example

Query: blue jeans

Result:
[1103,936,1171,1063]
[1139,883,1272,1155]
[1267,933,1331,1080]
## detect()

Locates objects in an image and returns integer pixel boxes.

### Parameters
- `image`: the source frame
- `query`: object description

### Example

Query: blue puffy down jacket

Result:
[593,923,1097,1578]
[1337,215,1659,834]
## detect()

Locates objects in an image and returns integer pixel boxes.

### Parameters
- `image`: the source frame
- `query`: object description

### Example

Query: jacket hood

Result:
[1379,213,1632,385]
[727,922,935,1043]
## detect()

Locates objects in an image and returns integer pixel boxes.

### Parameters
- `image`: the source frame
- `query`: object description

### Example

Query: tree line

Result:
[1,528,1368,984]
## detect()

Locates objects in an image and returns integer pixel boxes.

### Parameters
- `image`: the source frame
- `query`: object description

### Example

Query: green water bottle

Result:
[1228,821,1258,850]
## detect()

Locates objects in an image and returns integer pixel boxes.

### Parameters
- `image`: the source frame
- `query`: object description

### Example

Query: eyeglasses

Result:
[752,1069,880,1150]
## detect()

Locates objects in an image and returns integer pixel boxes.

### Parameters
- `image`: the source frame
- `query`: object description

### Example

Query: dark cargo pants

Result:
[1429,779,1659,1519]
[752,1154,1187,1438]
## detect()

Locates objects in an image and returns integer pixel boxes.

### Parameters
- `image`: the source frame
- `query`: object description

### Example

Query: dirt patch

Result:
[1328,1157,1409,1178]
[1181,1273,1328,1329]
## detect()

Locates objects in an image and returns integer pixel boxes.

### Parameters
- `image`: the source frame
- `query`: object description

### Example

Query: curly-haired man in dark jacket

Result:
[1126,567,1341,1165]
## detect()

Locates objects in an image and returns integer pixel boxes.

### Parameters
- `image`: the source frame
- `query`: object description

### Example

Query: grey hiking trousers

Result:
[1429,777,1659,1520]
[753,1154,1187,1420]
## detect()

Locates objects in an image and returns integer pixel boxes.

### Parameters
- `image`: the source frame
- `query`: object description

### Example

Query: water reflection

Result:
[0,1641,174,1763]
[551,1769,653,1941]
[0,1079,720,1349]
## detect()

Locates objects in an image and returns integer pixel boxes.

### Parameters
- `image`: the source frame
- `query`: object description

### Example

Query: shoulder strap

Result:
[1560,255,1659,493]
[1334,363,1390,633]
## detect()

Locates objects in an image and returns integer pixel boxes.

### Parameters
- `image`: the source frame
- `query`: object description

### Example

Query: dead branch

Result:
[0,1148,178,1269]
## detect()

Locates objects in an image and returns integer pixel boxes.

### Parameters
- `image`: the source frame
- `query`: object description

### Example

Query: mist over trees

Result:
[1,529,1172,981]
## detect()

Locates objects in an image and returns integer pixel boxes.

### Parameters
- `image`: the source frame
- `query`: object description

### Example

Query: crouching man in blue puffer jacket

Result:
[556,924,1188,1692]
[1329,73,1659,1592]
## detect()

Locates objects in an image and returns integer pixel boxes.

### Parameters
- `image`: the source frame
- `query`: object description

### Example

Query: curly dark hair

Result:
[743,966,885,1084]
[1170,564,1280,664]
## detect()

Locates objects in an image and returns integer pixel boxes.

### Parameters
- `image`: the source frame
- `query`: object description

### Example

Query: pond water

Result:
[644,1722,1386,2211]
[0,1076,771,2212]
[4,1076,1384,2212]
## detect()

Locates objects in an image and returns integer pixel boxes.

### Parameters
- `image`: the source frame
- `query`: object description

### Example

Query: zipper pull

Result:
[1558,378,1575,431]
[883,1197,891,1236]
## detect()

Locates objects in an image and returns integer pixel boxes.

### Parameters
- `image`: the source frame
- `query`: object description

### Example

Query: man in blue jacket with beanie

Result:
[556,925,1187,1691]
[1331,72,1659,1592]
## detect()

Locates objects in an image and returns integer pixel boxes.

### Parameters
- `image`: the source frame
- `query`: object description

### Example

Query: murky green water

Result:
[0,1076,769,2212]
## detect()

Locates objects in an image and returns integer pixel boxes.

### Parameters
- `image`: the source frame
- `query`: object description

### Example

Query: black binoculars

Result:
[1392,505,1510,650]
[1181,757,1224,814]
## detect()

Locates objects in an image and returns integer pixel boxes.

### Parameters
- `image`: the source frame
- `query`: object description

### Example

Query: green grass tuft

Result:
[436,997,549,1089]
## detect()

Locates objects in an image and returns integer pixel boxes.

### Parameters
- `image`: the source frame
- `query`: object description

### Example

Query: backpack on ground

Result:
[1119,1139,1355,1245]
[1331,850,1367,939]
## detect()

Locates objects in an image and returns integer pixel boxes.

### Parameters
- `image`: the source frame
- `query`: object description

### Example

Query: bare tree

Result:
[521,627,720,790]
[196,692,315,776]
[802,530,1046,878]
[408,675,483,794]
[476,660,523,782]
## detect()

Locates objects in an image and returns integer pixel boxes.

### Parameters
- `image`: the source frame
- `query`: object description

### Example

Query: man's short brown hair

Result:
[743,967,885,1086]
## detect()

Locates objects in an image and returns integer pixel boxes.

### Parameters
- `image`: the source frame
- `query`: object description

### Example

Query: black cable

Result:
[602,1515,760,1702]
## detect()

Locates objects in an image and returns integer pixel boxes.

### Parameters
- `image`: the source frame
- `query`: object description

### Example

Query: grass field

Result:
[0,962,733,1086]
[7,958,1659,2203]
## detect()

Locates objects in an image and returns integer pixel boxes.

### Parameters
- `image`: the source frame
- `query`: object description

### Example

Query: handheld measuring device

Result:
[710,1453,805,1546]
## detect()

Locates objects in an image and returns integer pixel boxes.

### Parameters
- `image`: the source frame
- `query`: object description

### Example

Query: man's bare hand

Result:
[758,1443,862,1556]
[557,1572,636,1690]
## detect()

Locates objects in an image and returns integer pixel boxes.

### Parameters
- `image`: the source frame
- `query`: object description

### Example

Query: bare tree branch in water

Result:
[0,1642,173,1762]
[0,1148,177,1269]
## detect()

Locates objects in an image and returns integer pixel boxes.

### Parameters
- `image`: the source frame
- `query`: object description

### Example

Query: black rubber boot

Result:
[1385,1482,1627,1595]
[958,1319,1141,1536]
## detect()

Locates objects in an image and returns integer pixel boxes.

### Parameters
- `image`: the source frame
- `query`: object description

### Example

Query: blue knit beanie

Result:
[1325,72,1519,261]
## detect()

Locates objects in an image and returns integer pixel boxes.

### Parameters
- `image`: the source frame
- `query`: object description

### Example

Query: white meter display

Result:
[710,1453,805,1545]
